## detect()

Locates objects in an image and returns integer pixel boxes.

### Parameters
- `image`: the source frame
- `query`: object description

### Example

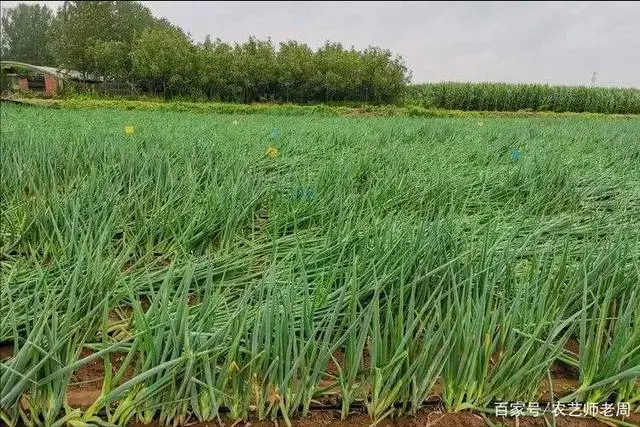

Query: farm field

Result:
[406,83,640,115]
[1,105,639,426]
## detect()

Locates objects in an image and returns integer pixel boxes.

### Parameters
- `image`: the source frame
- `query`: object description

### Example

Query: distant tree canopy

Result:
[0,3,55,65]
[0,1,411,103]
[52,1,161,79]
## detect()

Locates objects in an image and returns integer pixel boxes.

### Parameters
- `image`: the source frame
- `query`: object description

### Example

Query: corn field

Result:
[406,82,640,114]
[1,105,639,426]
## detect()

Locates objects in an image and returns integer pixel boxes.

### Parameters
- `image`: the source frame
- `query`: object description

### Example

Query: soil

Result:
[0,342,14,361]
[538,358,580,401]
[127,409,640,427]
[326,349,371,376]
[3,328,637,427]
[59,347,639,427]
[66,348,136,408]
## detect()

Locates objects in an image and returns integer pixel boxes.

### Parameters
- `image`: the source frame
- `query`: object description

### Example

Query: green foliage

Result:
[198,37,238,101]
[86,40,128,80]
[407,82,640,114]
[1,1,410,104]
[53,1,117,73]
[131,26,196,96]
[1,105,639,425]
[189,38,410,104]
[17,97,640,120]
[3,1,636,112]
[52,1,161,77]
[313,42,362,102]
[360,47,411,104]
[0,3,55,65]
[232,36,278,102]
[275,41,315,103]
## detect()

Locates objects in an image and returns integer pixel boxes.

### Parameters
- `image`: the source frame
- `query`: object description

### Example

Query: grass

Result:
[1,104,639,426]
[4,96,640,120]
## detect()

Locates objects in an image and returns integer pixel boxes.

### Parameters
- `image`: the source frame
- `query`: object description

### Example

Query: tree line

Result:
[0,1,411,103]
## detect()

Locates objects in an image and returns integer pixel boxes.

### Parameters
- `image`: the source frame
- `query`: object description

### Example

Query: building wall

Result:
[18,77,29,91]
[44,74,58,95]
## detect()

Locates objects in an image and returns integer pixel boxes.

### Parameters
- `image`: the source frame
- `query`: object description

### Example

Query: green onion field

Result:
[1,104,639,426]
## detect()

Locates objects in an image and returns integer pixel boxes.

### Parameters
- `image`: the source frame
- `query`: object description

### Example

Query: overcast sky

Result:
[3,1,639,87]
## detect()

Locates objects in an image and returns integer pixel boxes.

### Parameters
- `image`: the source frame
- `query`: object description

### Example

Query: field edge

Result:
[3,97,640,119]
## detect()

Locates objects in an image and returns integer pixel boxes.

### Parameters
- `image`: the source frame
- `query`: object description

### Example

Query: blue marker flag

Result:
[296,187,316,201]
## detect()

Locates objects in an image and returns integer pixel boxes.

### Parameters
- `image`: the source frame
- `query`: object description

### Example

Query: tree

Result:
[313,42,362,102]
[198,37,237,101]
[52,1,160,78]
[0,3,55,65]
[108,1,157,80]
[234,37,277,102]
[2,0,413,103]
[276,41,314,102]
[112,1,157,45]
[131,26,196,97]
[53,1,114,74]
[87,40,128,80]
[360,47,411,104]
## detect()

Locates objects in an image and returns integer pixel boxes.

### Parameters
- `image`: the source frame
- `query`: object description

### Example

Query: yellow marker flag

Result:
[265,146,279,158]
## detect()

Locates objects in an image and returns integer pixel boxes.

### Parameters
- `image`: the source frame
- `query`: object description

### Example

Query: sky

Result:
[2,1,639,87]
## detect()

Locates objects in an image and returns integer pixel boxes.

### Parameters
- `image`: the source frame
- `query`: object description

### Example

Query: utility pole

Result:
[591,72,597,87]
